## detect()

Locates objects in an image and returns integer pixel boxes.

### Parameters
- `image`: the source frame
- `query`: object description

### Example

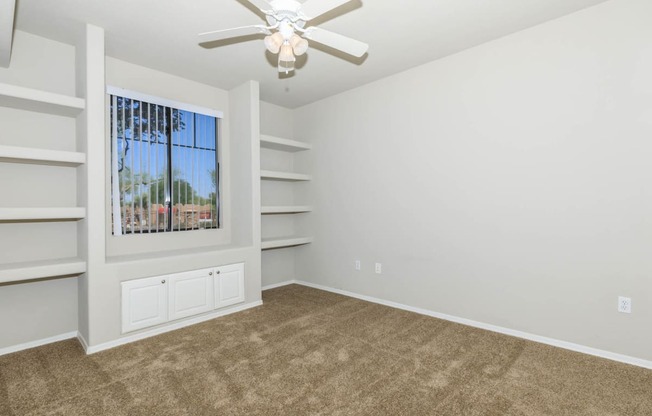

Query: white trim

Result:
[77,331,90,352]
[293,280,652,370]
[5,283,649,370]
[262,280,297,291]
[0,331,78,357]
[106,85,224,118]
[110,94,122,236]
[82,300,263,355]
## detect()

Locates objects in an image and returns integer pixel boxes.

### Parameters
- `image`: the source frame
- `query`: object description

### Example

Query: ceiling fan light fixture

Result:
[278,59,295,74]
[290,34,309,56]
[198,0,370,74]
[264,32,284,54]
[279,42,296,62]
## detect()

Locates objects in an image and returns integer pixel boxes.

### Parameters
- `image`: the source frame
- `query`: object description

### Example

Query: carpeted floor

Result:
[1,284,651,415]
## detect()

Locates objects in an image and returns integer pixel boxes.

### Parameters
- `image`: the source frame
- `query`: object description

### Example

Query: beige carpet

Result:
[1,284,651,415]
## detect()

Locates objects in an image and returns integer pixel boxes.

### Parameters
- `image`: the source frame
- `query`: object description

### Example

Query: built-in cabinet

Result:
[260,134,313,250]
[215,263,247,308]
[121,274,168,332]
[169,268,214,320]
[121,262,245,333]
[0,82,87,284]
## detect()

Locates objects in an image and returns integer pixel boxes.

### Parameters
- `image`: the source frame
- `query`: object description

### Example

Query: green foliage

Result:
[113,97,186,173]
[113,98,185,141]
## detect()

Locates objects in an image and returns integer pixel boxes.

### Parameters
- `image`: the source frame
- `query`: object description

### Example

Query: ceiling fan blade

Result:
[303,27,368,57]
[198,25,271,44]
[246,0,274,13]
[300,0,353,20]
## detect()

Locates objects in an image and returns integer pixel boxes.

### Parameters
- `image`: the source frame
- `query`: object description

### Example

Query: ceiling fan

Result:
[198,0,369,74]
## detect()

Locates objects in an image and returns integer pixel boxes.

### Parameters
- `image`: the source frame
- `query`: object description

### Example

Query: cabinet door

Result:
[214,263,245,309]
[122,276,168,333]
[169,268,214,320]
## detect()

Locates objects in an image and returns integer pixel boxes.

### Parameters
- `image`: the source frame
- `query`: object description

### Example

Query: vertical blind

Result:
[110,94,219,235]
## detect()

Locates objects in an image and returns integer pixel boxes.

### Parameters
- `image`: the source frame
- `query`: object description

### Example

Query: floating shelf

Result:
[261,170,312,182]
[0,145,86,166]
[0,257,87,284]
[0,207,86,222]
[261,205,313,214]
[0,82,85,117]
[260,135,312,152]
[262,236,313,250]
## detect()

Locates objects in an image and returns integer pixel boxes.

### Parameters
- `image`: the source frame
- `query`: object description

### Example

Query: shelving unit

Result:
[261,170,312,182]
[261,205,313,214]
[0,257,87,284]
[0,82,85,116]
[260,135,312,253]
[0,145,86,166]
[0,82,87,284]
[0,207,86,221]
[262,236,314,250]
[260,135,312,152]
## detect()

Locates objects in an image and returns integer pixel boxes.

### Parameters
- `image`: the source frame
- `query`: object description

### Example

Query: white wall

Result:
[104,57,232,258]
[260,102,297,287]
[82,58,262,347]
[0,31,79,349]
[294,0,652,361]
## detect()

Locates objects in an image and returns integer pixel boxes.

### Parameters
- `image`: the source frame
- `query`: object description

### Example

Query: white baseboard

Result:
[82,300,263,355]
[262,280,297,291]
[293,280,652,370]
[0,331,78,357]
[77,331,89,352]
[4,283,650,370]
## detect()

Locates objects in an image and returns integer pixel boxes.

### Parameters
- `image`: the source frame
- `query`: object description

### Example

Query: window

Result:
[109,89,221,235]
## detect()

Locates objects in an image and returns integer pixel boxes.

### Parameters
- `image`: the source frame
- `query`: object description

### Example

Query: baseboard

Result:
[294,280,652,370]
[77,331,89,352]
[82,300,263,355]
[0,331,78,357]
[262,280,298,291]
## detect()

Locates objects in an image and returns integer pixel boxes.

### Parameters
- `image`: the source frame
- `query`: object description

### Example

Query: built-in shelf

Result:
[261,170,312,182]
[259,133,312,253]
[0,257,87,284]
[261,205,313,214]
[262,236,314,250]
[0,82,85,117]
[0,207,86,222]
[260,135,312,152]
[0,145,86,166]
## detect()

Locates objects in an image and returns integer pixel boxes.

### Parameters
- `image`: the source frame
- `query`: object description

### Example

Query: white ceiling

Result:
[15,0,609,108]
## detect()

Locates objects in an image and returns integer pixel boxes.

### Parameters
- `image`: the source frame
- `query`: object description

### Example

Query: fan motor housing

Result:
[266,0,306,28]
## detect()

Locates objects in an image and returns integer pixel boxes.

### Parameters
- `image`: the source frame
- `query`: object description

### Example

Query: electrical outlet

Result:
[618,296,632,314]
[355,260,361,271]
[375,263,382,274]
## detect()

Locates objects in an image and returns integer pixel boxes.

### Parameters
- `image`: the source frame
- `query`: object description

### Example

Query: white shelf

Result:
[261,205,313,214]
[0,82,85,117]
[262,236,313,250]
[0,207,86,222]
[0,145,86,166]
[260,135,312,152]
[261,170,312,182]
[0,257,86,284]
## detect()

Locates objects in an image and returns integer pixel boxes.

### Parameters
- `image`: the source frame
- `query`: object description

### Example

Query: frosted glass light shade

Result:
[290,35,309,56]
[278,59,295,73]
[264,32,284,54]
[279,43,296,62]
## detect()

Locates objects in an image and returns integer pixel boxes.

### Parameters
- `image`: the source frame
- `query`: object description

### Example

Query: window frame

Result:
[105,85,231,257]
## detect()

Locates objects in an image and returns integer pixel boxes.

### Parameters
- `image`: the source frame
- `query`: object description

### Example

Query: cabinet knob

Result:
[161,279,166,284]
[217,270,221,274]
[209,271,213,276]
